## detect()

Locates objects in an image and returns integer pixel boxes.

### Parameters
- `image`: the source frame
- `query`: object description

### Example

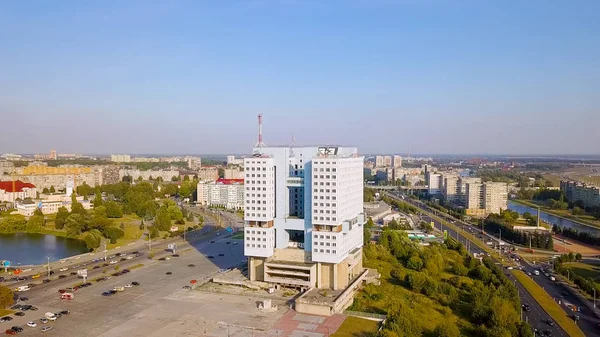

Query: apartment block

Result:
[464,181,508,218]
[393,155,402,168]
[198,167,219,182]
[110,154,131,163]
[224,167,244,180]
[244,146,365,291]
[560,180,600,208]
[196,178,244,210]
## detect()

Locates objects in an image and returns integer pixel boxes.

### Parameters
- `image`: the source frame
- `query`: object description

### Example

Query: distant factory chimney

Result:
[255,113,266,149]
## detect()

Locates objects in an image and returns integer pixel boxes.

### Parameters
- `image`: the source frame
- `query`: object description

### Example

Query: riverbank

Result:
[511,199,600,230]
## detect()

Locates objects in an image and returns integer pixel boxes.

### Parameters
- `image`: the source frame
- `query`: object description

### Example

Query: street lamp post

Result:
[46,256,50,278]
[594,288,596,309]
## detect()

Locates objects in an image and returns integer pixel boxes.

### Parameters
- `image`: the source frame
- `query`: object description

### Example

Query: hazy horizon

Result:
[1,1,598,155]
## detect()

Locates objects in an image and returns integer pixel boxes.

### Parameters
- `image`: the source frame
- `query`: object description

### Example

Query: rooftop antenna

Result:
[255,113,266,149]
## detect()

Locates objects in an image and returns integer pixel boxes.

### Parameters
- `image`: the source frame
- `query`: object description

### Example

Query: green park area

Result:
[331,317,380,337]
[0,180,205,254]
[349,230,533,337]
[512,270,585,337]
[231,231,244,240]
[561,261,600,287]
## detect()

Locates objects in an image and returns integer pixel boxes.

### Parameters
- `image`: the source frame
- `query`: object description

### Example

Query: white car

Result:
[59,267,68,272]
[27,322,37,327]
[109,260,118,264]
[124,284,133,288]
[165,257,171,260]
[126,256,134,260]
[42,326,53,332]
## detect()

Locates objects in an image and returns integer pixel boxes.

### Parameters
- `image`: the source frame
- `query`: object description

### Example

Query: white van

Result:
[15,285,31,292]
[534,270,540,276]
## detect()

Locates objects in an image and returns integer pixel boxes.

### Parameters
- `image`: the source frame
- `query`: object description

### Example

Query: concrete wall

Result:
[295,302,333,316]
[319,263,333,289]
[249,257,265,282]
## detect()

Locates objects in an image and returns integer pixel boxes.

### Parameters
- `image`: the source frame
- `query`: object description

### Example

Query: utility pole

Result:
[594,288,596,309]
[46,256,50,278]
[103,242,107,261]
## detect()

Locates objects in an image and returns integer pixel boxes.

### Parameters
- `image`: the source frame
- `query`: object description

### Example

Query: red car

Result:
[58,289,66,294]
[5,330,16,335]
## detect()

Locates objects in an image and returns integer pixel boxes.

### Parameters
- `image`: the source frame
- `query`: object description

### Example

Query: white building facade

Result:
[196,179,244,210]
[244,146,365,290]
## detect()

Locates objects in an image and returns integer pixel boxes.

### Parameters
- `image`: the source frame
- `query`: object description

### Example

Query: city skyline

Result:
[1,1,599,155]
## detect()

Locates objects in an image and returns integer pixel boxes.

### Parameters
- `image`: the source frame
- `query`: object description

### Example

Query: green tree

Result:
[26,215,44,232]
[42,187,50,194]
[33,207,44,217]
[149,225,160,238]
[0,285,14,309]
[65,213,86,237]
[49,185,55,193]
[70,194,87,216]
[82,229,103,250]
[407,256,424,271]
[105,201,123,218]
[103,226,125,244]
[364,218,374,245]
[167,205,184,222]
[76,182,93,198]
[93,190,103,207]
[572,207,585,216]
[155,208,172,231]
[575,253,582,261]
[433,319,461,337]
[139,220,145,230]
[54,206,70,229]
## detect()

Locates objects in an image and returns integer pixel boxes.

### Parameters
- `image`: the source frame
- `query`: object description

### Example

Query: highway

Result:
[388,191,600,336]
[384,191,570,337]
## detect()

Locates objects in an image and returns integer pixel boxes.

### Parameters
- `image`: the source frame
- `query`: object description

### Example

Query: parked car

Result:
[131,281,140,286]
[15,312,25,317]
[27,322,37,328]
[5,329,16,335]
[41,326,53,333]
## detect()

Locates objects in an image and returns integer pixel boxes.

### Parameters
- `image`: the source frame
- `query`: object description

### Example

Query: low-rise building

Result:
[197,178,244,210]
[0,180,37,203]
[16,195,92,216]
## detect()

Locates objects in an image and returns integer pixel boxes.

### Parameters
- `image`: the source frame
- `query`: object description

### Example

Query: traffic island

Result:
[512,270,585,337]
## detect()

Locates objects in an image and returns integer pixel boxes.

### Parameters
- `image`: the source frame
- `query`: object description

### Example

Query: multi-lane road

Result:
[384,191,571,336]
[390,192,600,336]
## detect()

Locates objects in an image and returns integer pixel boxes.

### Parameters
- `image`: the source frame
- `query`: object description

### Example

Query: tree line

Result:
[553,253,599,299]
[484,213,553,250]
[552,225,600,246]
[353,229,533,337]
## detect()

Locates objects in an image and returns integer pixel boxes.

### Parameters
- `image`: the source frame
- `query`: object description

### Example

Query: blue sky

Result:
[1,0,598,155]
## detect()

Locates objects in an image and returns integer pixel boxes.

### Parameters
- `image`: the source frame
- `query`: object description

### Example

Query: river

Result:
[0,233,89,266]
[507,200,600,236]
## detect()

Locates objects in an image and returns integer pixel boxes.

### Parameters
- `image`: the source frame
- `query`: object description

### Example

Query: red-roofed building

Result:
[0,180,37,203]
[197,178,244,210]
[216,178,244,185]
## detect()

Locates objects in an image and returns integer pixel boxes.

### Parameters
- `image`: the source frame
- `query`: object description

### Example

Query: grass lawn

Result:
[106,214,144,250]
[331,317,380,337]
[562,262,600,285]
[39,227,69,238]
[0,309,14,316]
[512,270,585,337]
